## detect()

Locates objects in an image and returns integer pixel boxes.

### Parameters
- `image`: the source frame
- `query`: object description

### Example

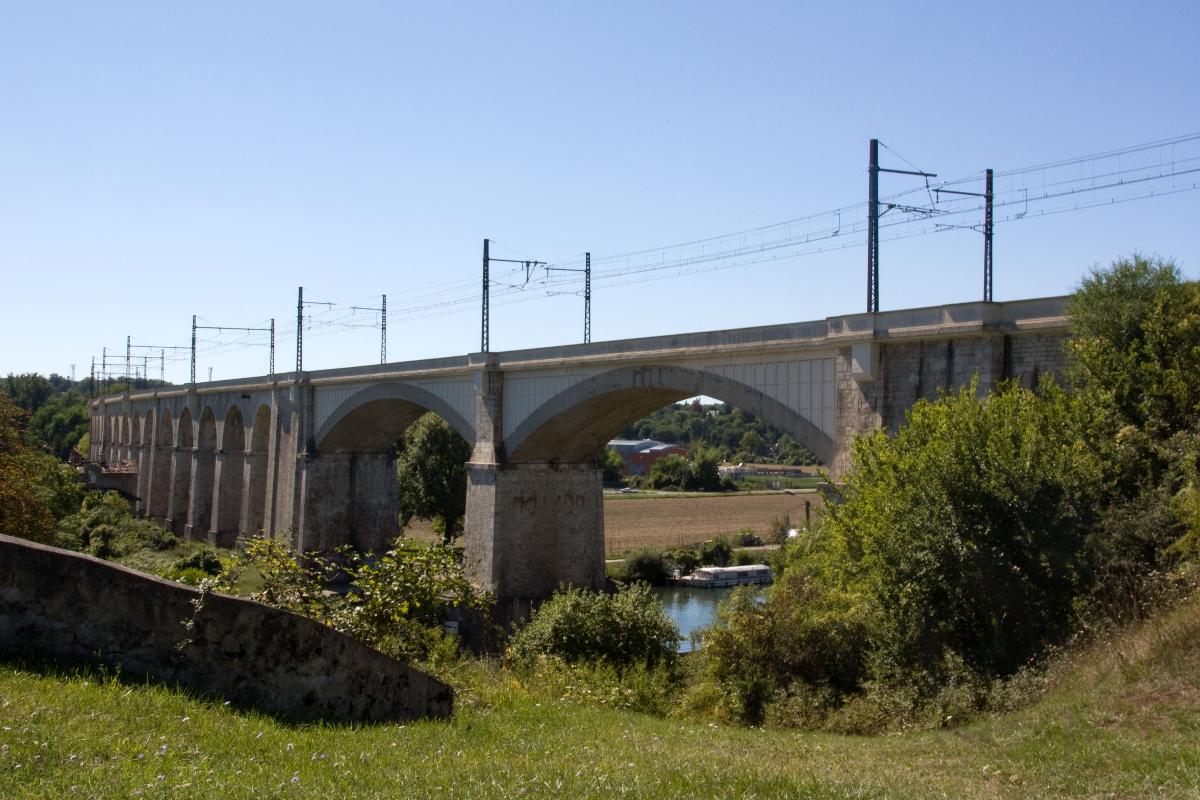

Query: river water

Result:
[652,585,748,653]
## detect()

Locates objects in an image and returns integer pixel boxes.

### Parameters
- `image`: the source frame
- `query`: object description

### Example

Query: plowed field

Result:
[602,491,822,554]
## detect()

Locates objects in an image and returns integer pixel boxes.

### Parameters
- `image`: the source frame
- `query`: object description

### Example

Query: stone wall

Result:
[464,462,605,615]
[832,329,1070,473]
[0,535,451,723]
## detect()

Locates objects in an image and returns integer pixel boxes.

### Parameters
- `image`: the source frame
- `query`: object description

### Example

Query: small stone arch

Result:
[243,404,273,535]
[315,383,474,454]
[136,408,155,514]
[505,364,834,465]
[213,406,246,540]
[150,407,173,519]
[187,407,218,537]
[169,407,194,531]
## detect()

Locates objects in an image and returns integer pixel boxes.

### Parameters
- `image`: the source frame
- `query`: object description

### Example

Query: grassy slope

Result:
[2,597,1199,799]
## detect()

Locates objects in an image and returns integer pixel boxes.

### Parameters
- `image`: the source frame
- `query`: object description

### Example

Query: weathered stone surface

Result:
[87,296,1071,610]
[464,461,605,607]
[0,535,452,723]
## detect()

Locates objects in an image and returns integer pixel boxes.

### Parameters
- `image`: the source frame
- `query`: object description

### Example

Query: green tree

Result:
[29,391,88,459]
[827,381,1107,680]
[396,413,471,544]
[600,446,625,484]
[647,454,690,491]
[0,395,54,544]
[1,373,54,413]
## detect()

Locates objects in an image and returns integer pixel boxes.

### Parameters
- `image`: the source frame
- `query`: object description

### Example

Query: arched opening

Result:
[169,407,194,532]
[243,404,272,535]
[506,365,834,465]
[136,409,155,515]
[150,408,173,519]
[502,365,831,563]
[305,388,473,553]
[212,406,246,543]
[188,407,217,538]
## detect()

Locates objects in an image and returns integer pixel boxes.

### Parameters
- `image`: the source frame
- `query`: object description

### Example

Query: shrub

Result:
[624,548,670,584]
[734,528,761,547]
[669,548,701,574]
[507,583,679,671]
[55,491,176,558]
[699,537,732,567]
[766,514,792,544]
[226,536,490,664]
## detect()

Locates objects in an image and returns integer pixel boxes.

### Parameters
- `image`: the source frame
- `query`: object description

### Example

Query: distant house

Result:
[607,439,688,476]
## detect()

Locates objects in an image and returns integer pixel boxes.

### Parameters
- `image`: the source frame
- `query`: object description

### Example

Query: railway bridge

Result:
[88,296,1069,607]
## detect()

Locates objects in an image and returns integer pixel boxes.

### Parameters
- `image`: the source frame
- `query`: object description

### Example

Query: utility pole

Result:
[543,252,592,343]
[126,336,132,383]
[89,358,95,399]
[191,315,198,383]
[867,138,938,313]
[984,168,994,302]
[481,239,489,352]
[482,238,546,352]
[934,167,995,302]
[350,294,387,364]
[269,319,275,375]
[296,286,334,373]
[296,286,303,372]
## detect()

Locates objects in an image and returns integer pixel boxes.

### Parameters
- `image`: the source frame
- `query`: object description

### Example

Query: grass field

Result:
[2,590,1198,798]
[602,491,822,555]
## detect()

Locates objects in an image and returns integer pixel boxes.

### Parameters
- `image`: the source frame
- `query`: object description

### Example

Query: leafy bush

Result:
[55,491,176,558]
[624,548,670,584]
[669,548,701,574]
[766,514,792,544]
[164,548,225,584]
[507,583,679,670]
[699,537,732,567]
[734,528,761,547]
[226,536,490,664]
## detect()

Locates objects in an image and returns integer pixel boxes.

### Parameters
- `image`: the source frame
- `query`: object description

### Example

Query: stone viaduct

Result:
[88,296,1070,609]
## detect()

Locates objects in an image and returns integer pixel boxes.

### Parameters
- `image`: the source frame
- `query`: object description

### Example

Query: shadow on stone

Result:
[0,535,452,724]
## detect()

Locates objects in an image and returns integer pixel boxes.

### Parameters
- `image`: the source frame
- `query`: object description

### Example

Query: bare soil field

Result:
[602,491,822,555]
[406,491,823,555]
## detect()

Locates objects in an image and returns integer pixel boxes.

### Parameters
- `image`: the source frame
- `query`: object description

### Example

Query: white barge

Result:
[676,564,772,588]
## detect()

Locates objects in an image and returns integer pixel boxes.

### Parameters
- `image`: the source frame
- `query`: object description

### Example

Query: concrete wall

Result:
[0,535,451,723]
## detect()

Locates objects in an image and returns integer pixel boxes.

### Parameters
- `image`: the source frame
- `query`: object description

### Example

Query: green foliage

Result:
[228,536,489,663]
[600,446,624,484]
[699,537,732,567]
[621,399,817,466]
[395,413,471,544]
[647,454,690,490]
[829,381,1106,681]
[28,391,89,459]
[623,548,671,584]
[646,447,724,492]
[55,491,176,558]
[1,373,55,412]
[163,547,226,584]
[507,583,679,670]
[0,394,83,544]
[669,547,701,574]
[766,514,793,544]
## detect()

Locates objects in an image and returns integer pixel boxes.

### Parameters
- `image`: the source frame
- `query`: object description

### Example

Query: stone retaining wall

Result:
[0,535,452,723]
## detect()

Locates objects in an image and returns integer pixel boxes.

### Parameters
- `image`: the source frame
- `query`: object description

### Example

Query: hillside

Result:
[2,592,1197,799]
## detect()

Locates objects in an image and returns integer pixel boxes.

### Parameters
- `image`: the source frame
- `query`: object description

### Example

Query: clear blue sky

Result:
[2,2,1198,382]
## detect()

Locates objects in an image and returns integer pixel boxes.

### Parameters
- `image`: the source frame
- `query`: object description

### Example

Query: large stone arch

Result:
[505,364,834,465]
[168,407,194,532]
[315,383,474,454]
[241,404,272,535]
[212,406,246,542]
